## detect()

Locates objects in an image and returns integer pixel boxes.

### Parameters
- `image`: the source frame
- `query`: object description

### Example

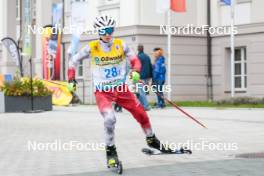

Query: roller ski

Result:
[143,134,192,155]
[142,147,192,155]
[106,145,123,175]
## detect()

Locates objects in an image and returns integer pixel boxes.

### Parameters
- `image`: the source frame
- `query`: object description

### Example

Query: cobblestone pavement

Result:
[0,106,263,176]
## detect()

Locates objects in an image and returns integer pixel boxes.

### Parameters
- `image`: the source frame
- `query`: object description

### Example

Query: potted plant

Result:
[0,77,53,112]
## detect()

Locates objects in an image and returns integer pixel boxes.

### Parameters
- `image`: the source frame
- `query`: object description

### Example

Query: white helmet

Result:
[94,14,116,30]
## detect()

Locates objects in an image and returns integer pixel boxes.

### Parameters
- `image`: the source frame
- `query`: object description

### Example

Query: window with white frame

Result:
[16,0,20,41]
[220,0,251,26]
[98,0,120,26]
[16,0,20,20]
[77,60,84,78]
[100,0,120,5]
[234,47,247,90]
[64,0,71,28]
[32,0,36,21]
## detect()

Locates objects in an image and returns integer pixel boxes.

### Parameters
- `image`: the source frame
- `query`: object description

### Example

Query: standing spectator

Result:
[152,47,166,108]
[137,44,152,110]
[138,45,152,85]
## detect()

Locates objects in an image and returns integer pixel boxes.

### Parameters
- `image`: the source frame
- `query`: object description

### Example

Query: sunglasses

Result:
[99,27,114,36]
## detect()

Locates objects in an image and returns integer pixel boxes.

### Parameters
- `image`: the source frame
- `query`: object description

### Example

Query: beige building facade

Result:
[0,0,263,103]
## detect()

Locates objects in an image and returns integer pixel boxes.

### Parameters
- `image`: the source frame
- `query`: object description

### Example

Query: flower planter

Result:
[0,92,52,112]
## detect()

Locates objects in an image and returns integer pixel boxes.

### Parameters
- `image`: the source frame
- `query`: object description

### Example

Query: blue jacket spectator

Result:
[152,47,166,108]
[136,45,151,110]
[153,56,166,83]
[137,45,152,80]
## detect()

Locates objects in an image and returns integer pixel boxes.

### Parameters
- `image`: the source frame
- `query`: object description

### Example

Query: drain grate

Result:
[236,152,264,159]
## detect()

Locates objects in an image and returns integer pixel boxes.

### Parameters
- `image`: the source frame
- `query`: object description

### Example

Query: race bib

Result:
[102,65,121,79]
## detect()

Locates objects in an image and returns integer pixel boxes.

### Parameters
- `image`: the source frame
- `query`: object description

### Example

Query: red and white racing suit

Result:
[68,38,153,146]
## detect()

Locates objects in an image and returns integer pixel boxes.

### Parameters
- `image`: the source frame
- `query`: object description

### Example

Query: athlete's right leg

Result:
[95,91,120,166]
[95,91,116,146]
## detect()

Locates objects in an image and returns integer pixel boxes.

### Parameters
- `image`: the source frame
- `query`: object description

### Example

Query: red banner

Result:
[42,26,61,80]
[42,26,51,80]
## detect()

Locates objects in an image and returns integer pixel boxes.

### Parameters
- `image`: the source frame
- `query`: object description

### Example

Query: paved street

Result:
[0,106,264,176]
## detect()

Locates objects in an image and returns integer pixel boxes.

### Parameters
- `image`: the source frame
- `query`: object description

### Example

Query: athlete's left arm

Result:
[123,42,141,72]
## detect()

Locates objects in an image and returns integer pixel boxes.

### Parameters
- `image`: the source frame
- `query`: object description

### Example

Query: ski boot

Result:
[146,134,172,153]
[106,145,123,174]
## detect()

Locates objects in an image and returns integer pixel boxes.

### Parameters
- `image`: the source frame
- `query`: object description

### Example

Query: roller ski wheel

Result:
[142,147,192,156]
[107,159,123,175]
[106,145,123,174]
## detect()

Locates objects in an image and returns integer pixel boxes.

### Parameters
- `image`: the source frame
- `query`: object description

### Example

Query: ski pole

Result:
[139,80,207,129]
[156,91,207,129]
